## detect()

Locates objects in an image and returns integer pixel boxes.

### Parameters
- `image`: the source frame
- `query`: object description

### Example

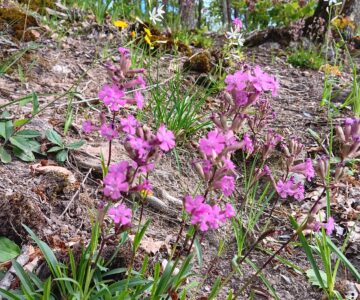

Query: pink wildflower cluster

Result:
[184,196,235,231]
[232,18,243,29]
[308,217,335,236]
[335,117,360,160]
[225,65,279,108]
[98,47,146,111]
[82,47,176,228]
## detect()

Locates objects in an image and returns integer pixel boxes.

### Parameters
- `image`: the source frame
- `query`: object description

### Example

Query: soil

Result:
[0,5,359,300]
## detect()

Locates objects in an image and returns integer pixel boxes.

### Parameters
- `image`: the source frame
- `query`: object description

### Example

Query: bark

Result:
[197,0,203,29]
[179,0,196,30]
[341,0,360,28]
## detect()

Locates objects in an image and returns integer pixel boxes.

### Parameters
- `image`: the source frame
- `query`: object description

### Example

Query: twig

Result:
[60,168,92,218]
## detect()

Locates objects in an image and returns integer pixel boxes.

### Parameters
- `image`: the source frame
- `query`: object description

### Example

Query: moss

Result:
[0,7,39,41]
[183,51,212,73]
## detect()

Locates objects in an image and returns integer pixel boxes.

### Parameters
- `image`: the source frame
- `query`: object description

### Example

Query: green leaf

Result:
[194,238,203,266]
[19,94,33,106]
[12,260,35,294]
[47,146,64,153]
[0,288,21,300]
[326,237,360,281]
[0,119,13,140]
[9,136,31,152]
[0,147,11,163]
[66,140,85,150]
[13,118,29,127]
[0,237,20,262]
[46,129,63,146]
[208,277,222,300]
[55,149,68,162]
[32,92,39,115]
[306,269,328,288]
[13,147,35,162]
[290,216,326,289]
[14,129,40,138]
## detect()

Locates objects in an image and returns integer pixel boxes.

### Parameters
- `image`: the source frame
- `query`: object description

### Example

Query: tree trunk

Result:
[197,0,203,29]
[304,0,360,41]
[341,0,360,28]
[179,0,196,30]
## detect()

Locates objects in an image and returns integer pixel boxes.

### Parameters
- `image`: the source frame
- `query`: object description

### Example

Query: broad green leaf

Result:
[66,140,85,150]
[0,147,11,163]
[47,146,64,153]
[0,119,13,140]
[13,119,29,127]
[9,136,30,152]
[15,129,40,138]
[13,147,35,162]
[194,238,203,266]
[46,129,63,146]
[0,237,20,262]
[306,269,328,288]
[55,149,68,162]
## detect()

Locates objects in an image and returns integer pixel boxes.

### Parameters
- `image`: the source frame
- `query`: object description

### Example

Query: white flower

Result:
[226,27,239,40]
[149,5,165,25]
[236,34,245,47]
[325,0,338,5]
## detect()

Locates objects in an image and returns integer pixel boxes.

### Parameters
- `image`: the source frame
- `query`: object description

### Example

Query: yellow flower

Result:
[113,20,128,28]
[144,27,152,37]
[320,64,341,77]
[139,189,153,198]
[144,34,153,46]
[331,16,355,30]
[131,31,136,39]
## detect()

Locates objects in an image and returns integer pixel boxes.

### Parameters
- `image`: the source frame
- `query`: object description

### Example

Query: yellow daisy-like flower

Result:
[113,20,129,28]
[144,27,152,37]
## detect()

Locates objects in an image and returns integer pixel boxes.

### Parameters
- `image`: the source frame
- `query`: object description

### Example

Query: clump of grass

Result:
[287,48,325,70]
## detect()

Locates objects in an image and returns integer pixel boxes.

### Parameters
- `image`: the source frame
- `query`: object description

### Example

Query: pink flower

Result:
[133,180,153,193]
[118,47,130,56]
[100,124,118,141]
[108,203,132,226]
[324,217,335,236]
[136,76,146,88]
[134,91,144,109]
[156,124,175,151]
[120,115,138,135]
[199,130,226,156]
[219,175,235,196]
[98,84,126,111]
[290,158,315,181]
[275,177,304,200]
[240,133,254,153]
[233,18,243,28]
[250,66,279,96]
[225,71,248,93]
[184,195,205,214]
[222,203,236,218]
[103,162,129,199]
[128,135,150,158]
[82,121,93,134]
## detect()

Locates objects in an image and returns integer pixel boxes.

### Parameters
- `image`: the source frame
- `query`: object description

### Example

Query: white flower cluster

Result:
[226,27,245,48]
[149,5,165,25]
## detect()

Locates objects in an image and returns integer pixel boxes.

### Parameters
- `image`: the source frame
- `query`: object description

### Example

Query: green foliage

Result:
[0,111,42,163]
[148,67,213,141]
[290,217,359,299]
[0,237,20,263]
[46,129,85,163]
[0,224,195,299]
[237,0,316,30]
[287,49,325,70]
